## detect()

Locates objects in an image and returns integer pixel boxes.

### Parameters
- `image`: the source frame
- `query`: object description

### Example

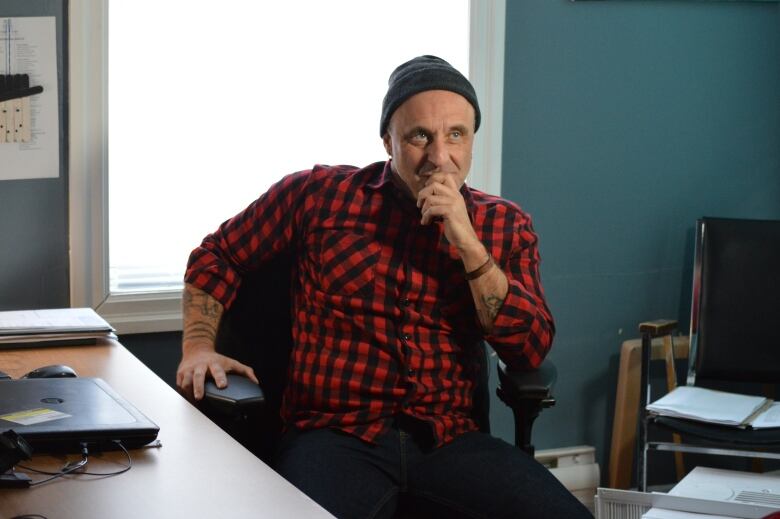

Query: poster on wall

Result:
[0,16,59,181]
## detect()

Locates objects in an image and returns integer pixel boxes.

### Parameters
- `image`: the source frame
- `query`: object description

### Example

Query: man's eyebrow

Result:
[403,124,470,139]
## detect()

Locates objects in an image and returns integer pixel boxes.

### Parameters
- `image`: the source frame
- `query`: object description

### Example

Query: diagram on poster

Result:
[0,17,59,181]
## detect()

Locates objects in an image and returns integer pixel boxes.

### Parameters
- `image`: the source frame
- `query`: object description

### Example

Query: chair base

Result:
[639,415,780,491]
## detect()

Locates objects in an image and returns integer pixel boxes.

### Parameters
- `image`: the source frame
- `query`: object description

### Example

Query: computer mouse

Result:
[22,364,78,379]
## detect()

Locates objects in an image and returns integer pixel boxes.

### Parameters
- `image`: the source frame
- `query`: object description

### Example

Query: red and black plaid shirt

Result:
[185,161,554,446]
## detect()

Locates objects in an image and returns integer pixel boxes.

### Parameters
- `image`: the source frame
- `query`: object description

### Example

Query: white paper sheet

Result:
[646,386,770,427]
[642,508,736,519]
[0,308,114,334]
[749,402,780,429]
[0,17,60,181]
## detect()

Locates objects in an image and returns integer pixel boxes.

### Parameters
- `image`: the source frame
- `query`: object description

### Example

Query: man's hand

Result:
[417,173,485,269]
[176,345,258,401]
[177,283,258,401]
[416,173,509,332]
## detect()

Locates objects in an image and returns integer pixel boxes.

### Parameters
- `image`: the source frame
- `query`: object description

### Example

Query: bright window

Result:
[108,0,470,293]
[69,0,504,333]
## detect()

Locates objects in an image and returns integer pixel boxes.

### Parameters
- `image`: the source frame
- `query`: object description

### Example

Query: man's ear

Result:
[382,133,392,157]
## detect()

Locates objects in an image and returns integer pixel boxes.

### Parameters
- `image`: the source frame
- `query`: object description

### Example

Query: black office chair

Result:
[198,252,557,466]
[637,217,780,491]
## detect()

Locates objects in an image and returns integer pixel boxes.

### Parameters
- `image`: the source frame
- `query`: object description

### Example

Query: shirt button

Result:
[407,368,415,376]
[401,333,411,341]
[400,298,411,306]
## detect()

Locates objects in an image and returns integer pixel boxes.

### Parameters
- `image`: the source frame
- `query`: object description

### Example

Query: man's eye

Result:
[412,130,428,141]
[450,131,462,139]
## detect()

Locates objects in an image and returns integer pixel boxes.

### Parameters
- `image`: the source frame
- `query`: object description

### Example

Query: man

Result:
[177,56,592,518]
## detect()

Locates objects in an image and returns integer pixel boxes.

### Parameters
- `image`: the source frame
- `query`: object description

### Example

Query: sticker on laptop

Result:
[0,408,71,425]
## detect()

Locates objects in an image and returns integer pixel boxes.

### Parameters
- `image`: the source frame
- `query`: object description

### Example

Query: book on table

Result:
[646,386,780,429]
[0,307,116,348]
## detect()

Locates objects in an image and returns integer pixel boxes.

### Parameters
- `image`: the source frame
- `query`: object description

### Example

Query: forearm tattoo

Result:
[481,293,504,324]
[183,288,222,343]
[185,322,219,342]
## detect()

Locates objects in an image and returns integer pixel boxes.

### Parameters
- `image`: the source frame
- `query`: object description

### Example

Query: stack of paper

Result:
[647,386,780,429]
[0,308,116,348]
[642,467,780,518]
[643,509,736,519]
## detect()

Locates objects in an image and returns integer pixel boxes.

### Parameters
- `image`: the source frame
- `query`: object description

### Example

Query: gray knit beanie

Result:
[380,55,481,137]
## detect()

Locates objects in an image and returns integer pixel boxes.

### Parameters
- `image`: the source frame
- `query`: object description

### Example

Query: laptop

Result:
[0,377,159,453]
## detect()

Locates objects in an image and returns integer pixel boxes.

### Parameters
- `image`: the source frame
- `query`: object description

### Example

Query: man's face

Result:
[382,90,475,199]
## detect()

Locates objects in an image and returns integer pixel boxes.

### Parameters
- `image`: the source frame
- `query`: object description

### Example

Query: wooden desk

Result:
[0,339,334,518]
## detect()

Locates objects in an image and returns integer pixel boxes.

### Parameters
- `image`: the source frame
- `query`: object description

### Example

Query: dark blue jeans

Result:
[274,419,593,519]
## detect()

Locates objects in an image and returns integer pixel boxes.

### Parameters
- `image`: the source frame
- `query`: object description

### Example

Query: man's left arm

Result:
[418,174,554,369]
[463,248,508,334]
[476,227,554,370]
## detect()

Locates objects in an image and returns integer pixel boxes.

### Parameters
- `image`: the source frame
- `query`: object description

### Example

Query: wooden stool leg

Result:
[609,341,642,489]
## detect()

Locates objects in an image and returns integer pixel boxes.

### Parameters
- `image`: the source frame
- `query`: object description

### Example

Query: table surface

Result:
[0,339,334,518]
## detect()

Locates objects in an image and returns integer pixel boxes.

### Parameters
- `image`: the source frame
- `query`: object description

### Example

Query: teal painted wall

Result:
[493,0,780,479]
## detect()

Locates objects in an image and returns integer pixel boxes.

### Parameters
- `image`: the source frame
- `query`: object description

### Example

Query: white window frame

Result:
[68,0,505,334]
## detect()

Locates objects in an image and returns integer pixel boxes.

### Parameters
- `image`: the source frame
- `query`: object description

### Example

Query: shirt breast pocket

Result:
[315,231,380,297]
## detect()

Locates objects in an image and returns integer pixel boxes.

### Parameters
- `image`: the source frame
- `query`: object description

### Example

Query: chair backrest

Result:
[214,253,492,458]
[687,217,780,385]
[215,253,294,418]
[212,254,294,460]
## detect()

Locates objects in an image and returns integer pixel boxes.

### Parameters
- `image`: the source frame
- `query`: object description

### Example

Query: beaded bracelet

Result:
[464,256,494,281]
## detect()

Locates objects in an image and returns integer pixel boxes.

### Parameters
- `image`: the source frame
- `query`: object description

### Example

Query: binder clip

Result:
[0,430,33,488]
[0,74,44,143]
[0,429,32,467]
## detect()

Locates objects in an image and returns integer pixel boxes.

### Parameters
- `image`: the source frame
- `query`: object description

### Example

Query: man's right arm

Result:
[177,170,317,399]
[176,283,258,400]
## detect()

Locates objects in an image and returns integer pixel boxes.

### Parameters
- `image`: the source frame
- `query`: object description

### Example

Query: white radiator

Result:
[536,445,600,513]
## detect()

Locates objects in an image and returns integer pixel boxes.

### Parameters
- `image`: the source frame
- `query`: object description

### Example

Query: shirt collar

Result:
[365,160,396,190]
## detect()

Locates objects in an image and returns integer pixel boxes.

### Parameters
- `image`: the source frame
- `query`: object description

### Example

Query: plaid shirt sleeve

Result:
[184,169,313,309]
[481,206,555,371]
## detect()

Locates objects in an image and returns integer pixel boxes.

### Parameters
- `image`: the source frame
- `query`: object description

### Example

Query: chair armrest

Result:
[496,359,557,455]
[202,374,266,418]
[197,373,276,461]
[497,360,557,405]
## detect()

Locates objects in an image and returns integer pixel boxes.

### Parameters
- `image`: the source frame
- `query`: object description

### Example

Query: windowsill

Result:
[96,290,183,335]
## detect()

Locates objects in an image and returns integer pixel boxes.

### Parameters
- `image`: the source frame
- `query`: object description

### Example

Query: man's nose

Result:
[426,138,449,167]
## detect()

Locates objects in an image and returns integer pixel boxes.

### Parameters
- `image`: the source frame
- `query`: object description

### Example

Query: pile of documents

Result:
[0,308,116,348]
[647,386,780,429]
[643,467,780,519]
[595,467,780,518]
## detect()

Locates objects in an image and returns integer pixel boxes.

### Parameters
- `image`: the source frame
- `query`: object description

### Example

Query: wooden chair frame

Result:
[608,322,689,489]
